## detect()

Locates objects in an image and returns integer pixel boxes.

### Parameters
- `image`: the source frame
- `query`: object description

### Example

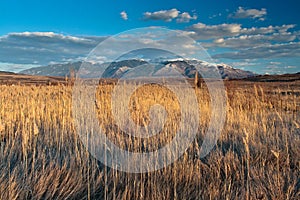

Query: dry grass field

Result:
[0,76,299,199]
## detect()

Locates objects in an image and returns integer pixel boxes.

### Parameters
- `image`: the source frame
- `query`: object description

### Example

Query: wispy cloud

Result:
[120,11,128,20]
[209,13,222,19]
[229,7,267,21]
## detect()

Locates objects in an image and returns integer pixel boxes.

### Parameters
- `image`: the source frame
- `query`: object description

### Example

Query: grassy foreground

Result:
[0,80,299,200]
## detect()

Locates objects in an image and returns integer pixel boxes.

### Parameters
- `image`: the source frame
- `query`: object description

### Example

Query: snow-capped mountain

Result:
[21,59,255,79]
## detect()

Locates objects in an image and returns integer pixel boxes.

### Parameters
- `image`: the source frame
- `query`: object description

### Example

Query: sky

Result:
[0,0,300,74]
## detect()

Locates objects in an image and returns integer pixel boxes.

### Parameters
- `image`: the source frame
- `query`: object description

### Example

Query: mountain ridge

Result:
[20,59,255,79]
[0,70,299,86]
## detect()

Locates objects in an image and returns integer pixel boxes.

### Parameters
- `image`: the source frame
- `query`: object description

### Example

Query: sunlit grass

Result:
[0,81,299,199]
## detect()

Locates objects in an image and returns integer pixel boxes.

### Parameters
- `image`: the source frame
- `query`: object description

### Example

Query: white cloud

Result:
[9,32,92,43]
[241,24,296,35]
[11,32,57,37]
[120,11,128,20]
[0,32,106,65]
[185,22,297,50]
[176,12,197,23]
[212,42,300,59]
[189,21,299,63]
[230,7,267,20]
[143,9,196,23]
[185,23,242,40]
[210,32,296,49]
[143,8,179,22]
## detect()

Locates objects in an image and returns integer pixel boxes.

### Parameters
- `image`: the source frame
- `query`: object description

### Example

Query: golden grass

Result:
[0,80,299,199]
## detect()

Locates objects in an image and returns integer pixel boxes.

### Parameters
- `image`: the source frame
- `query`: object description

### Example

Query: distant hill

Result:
[0,71,17,75]
[242,73,300,82]
[20,61,83,77]
[21,59,256,80]
[0,71,65,85]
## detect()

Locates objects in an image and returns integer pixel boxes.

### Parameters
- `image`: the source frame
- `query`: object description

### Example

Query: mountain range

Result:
[21,59,256,80]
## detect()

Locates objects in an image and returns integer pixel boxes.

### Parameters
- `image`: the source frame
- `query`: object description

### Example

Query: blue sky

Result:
[0,0,300,74]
